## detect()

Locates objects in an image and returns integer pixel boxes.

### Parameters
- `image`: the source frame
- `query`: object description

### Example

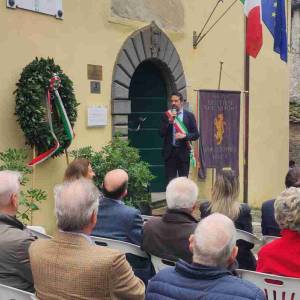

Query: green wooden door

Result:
[129,61,167,192]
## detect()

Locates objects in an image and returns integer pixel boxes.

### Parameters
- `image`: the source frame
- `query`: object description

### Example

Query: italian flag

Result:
[241,0,263,58]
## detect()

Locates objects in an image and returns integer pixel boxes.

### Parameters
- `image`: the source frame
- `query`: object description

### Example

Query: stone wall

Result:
[289,123,300,164]
[290,2,300,102]
[290,2,300,162]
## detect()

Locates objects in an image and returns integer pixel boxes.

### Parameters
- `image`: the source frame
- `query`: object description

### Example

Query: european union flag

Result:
[262,0,288,62]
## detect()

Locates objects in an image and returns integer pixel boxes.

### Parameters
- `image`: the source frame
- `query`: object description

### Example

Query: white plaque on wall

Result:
[7,0,63,19]
[87,107,108,127]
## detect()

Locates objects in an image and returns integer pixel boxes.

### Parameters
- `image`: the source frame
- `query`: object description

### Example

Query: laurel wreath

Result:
[15,57,79,157]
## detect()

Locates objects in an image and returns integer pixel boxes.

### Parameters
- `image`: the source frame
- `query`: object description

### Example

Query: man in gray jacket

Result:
[0,170,35,292]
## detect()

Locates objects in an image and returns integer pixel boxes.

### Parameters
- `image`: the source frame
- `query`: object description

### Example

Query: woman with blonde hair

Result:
[64,158,95,181]
[200,169,256,270]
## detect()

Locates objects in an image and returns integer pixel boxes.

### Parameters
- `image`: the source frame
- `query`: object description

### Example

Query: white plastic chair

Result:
[26,227,52,240]
[27,225,46,234]
[141,215,155,222]
[0,283,35,299]
[236,229,261,244]
[150,255,175,273]
[262,235,280,245]
[236,269,300,300]
[90,236,148,258]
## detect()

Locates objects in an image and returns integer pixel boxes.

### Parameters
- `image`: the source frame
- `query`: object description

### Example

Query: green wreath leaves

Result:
[15,58,79,157]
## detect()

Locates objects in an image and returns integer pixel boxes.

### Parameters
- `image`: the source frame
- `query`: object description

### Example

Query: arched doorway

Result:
[128,60,168,192]
[111,22,187,193]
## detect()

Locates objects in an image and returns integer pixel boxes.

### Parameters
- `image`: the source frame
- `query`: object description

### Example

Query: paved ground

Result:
[252,208,262,237]
[251,209,262,255]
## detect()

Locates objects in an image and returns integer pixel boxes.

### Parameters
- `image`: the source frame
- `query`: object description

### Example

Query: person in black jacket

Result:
[261,166,300,236]
[200,169,256,270]
[159,92,199,183]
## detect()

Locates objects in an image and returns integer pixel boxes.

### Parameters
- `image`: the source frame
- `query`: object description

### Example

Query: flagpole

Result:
[212,61,225,186]
[31,145,36,225]
[286,0,291,50]
[243,16,250,204]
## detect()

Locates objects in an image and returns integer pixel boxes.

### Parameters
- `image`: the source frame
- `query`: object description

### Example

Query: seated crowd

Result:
[0,159,299,299]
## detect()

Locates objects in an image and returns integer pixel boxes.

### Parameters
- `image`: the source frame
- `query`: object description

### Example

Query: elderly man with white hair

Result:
[142,177,198,263]
[0,170,35,292]
[29,178,145,300]
[146,213,265,300]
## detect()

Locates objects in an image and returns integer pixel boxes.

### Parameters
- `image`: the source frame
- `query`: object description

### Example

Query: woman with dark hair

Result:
[64,158,95,181]
[261,166,300,237]
[200,169,256,270]
[285,166,300,188]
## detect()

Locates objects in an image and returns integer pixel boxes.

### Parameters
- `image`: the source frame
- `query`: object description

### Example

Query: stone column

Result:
[290,6,300,103]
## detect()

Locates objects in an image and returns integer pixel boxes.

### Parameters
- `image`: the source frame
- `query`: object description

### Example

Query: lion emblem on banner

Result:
[214,113,226,145]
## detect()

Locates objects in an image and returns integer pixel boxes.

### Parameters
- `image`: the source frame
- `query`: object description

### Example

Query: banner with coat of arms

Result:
[198,90,241,176]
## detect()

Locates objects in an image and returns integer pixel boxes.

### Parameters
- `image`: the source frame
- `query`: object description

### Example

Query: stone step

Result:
[151,192,166,203]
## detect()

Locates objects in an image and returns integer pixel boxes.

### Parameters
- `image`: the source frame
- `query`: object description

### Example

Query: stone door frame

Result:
[111,21,187,136]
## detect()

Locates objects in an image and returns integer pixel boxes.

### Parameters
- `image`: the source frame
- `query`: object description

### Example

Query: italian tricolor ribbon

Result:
[166,110,196,168]
[28,74,74,167]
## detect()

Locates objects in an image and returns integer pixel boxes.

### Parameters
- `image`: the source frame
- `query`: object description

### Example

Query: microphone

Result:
[171,106,177,119]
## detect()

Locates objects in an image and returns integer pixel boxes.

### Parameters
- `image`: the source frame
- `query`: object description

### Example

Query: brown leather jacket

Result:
[0,213,36,292]
[142,209,198,263]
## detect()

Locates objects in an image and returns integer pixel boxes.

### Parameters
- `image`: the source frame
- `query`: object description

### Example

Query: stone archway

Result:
[111,21,187,133]
[111,22,187,192]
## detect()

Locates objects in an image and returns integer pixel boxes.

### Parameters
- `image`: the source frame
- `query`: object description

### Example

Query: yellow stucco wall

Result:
[0,0,289,233]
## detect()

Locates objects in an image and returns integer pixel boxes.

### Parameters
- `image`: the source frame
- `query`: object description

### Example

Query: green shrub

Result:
[70,137,155,208]
[0,148,47,223]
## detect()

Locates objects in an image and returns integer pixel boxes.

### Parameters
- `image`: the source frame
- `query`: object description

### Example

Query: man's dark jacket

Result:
[159,109,199,161]
[142,209,198,263]
[92,196,143,245]
[0,213,36,292]
[91,197,152,284]
[146,260,265,300]
[261,199,280,236]
[142,209,197,262]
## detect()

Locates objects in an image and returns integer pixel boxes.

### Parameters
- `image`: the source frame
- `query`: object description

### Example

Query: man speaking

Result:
[160,92,199,183]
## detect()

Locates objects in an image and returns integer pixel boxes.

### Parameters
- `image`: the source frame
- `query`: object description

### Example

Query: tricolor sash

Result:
[28,74,74,166]
[165,110,196,167]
